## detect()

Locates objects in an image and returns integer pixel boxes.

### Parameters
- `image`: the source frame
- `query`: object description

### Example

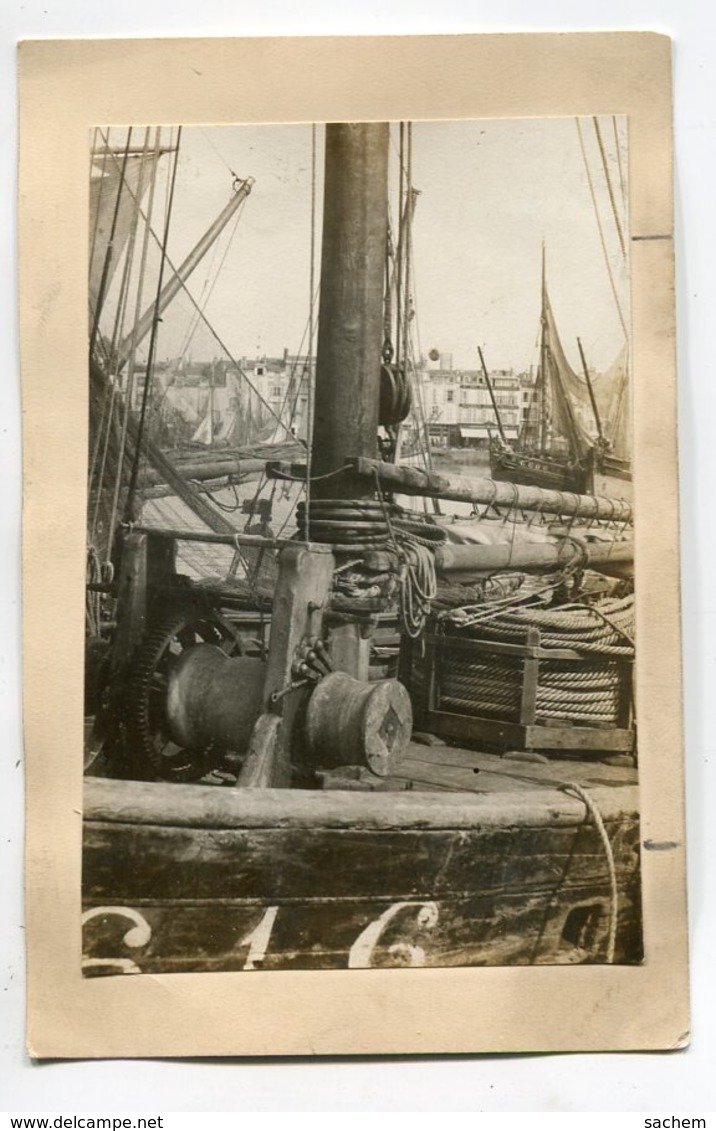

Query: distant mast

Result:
[539,242,549,454]
[190,361,215,446]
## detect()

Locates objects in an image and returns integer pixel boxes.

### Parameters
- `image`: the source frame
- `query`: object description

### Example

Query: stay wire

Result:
[200,127,240,179]
[105,127,155,534]
[593,116,626,261]
[305,123,318,542]
[177,198,247,364]
[89,127,134,359]
[88,127,111,293]
[575,117,629,341]
[87,128,135,493]
[93,128,153,544]
[611,116,628,224]
[125,126,183,522]
[96,139,299,445]
[110,128,163,533]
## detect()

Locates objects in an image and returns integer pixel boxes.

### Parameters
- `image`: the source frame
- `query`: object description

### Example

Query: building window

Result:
[272,386,282,398]
[446,390,454,403]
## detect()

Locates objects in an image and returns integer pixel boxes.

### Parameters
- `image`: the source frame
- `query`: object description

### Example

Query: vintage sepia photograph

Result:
[82,116,640,976]
[18,30,689,1060]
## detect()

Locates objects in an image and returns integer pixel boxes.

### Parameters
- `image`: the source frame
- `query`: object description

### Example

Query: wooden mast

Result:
[478,345,507,445]
[312,124,390,501]
[577,335,605,444]
[310,123,390,678]
[539,242,549,455]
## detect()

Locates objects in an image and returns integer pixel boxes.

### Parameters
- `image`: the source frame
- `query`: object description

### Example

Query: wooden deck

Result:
[320,740,638,794]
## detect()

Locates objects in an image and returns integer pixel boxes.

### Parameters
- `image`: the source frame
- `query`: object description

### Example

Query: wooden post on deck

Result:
[238,543,335,788]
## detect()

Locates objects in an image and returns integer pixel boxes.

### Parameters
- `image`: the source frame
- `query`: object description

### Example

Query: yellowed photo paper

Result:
[20,32,688,1057]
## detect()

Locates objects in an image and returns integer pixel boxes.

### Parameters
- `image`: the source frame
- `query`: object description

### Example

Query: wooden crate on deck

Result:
[408,627,635,755]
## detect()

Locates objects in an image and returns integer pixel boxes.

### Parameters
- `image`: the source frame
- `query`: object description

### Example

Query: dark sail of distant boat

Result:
[491,252,631,495]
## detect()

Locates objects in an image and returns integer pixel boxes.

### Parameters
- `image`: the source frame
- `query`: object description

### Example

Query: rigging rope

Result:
[295,468,446,637]
[87,128,136,496]
[231,278,322,580]
[106,127,160,550]
[85,545,103,636]
[407,247,440,505]
[89,127,134,359]
[89,127,111,295]
[592,116,627,260]
[176,217,227,361]
[305,123,318,542]
[575,118,629,342]
[383,221,395,362]
[559,782,619,963]
[612,116,627,218]
[176,197,247,365]
[445,593,634,653]
[402,123,413,394]
[200,127,240,180]
[436,591,634,726]
[89,127,159,528]
[392,121,440,513]
[91,128,152,546]
[396,122,404,379]
[96,132,299,446]
[125,126,183,522]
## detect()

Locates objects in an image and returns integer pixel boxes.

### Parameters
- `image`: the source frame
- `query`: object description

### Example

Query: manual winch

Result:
[166,646,265,755]
[121,536,413,786]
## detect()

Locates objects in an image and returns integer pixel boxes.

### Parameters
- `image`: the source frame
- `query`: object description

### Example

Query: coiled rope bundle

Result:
[438,595,635,727]
[296,498,446,552]
[296,496,446,637]
[447,595,635,657]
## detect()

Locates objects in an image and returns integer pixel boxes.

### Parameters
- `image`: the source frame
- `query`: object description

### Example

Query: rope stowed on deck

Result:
[447,594,635,653]
[439,594,635,725]
[296,485,447,637]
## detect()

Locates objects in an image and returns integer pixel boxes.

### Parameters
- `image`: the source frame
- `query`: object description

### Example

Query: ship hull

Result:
[82,762,642,974]
[491,447,632,501]
[490,449,589,494]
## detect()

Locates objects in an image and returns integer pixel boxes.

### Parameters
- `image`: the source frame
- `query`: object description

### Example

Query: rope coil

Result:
[296,490,445,637]
[435,594,634,727]
[445,594,634,655]
[296,497,446,551]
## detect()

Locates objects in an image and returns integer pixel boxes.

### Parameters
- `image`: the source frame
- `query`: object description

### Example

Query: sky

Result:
[99,117,629,376]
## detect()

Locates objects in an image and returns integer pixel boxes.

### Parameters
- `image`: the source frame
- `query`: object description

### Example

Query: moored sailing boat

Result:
[490,249,631,497]
[83,123,640,975]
